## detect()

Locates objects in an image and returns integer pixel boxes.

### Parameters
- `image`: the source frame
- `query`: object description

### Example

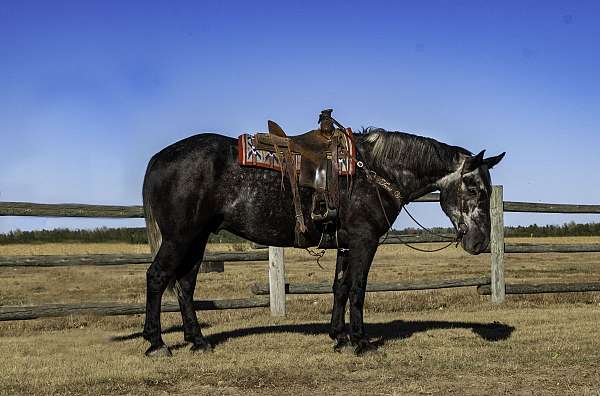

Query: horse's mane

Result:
[360,128,472,175]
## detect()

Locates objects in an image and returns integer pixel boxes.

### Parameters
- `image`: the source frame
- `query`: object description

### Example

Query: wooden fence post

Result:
[490,185,505,303]
[268,246,286,317]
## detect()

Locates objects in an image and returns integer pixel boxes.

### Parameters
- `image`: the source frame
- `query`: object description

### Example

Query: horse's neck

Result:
[358,138,461,202]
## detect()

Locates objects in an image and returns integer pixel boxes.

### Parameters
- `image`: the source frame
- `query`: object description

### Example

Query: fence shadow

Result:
[111,319,514,347]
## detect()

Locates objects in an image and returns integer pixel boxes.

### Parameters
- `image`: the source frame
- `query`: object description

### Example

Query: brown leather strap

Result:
[329,133,340,206]
[281,145,307,237]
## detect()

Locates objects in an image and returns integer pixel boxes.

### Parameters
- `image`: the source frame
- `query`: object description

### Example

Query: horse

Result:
[141,126,505,356]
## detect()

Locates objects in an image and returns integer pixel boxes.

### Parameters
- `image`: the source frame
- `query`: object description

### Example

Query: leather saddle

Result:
[250,109,354,245]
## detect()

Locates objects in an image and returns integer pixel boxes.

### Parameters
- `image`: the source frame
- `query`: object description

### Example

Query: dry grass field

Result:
[1,238,599,395]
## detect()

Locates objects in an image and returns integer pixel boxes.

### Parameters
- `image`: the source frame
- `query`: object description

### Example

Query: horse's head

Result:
[438,150,505,255]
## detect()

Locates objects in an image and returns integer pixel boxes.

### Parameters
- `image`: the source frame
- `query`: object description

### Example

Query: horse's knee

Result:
[333,281,350,298]
[349,285,366,304]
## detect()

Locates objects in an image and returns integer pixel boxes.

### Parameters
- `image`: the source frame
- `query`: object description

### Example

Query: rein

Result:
[365,164,457,253]
[355,141,468,253]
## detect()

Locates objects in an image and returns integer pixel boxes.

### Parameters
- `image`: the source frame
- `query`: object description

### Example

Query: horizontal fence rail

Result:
[0,297,270,321]
[413,193,440,202]
[0,251,269,267]
[251,277,491,295]
[504,244,600,253]
[3,243,599,268]
[477,282,600,295]
[0,200,439,218]
[503,201,600,214]
[3,194,600,218]
[0,202,144,218]
[379,239,600,254]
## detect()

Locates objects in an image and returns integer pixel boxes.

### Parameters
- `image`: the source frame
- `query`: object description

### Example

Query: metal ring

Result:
[356,161,364,168]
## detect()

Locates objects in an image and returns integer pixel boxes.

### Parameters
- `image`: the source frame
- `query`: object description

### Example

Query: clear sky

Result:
[1,0,599,233]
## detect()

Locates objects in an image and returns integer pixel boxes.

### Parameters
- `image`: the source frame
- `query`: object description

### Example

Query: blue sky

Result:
[1,0,599,233]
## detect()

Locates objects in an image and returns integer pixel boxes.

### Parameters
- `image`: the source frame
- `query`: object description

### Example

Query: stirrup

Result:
[310,194,337,223]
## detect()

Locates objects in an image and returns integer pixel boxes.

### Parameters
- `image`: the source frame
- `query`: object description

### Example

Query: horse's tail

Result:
[143,157,162,259]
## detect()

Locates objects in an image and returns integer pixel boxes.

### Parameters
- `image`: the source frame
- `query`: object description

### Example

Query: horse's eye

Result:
[467,187,479,195]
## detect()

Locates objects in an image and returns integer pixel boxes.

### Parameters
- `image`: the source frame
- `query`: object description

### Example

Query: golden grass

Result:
[1,240,600,395]
[505,236,600,245]
[0,242,253,256]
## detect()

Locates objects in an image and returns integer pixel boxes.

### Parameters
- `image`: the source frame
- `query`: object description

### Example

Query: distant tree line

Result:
[503,221,600,237]
[391,221,600,238]
[1,222,599,244]
[0,227,243,245]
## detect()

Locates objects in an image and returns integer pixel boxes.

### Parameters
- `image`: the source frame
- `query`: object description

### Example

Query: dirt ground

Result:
[0,238,599,395]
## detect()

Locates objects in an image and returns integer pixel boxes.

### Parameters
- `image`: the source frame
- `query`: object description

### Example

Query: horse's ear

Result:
[484,152,506,169]
[464,150,485,172]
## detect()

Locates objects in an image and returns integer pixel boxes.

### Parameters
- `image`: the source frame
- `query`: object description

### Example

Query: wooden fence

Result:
[1,186,599,320]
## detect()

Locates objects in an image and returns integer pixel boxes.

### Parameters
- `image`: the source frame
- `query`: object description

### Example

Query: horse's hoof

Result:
[190,341,213,353]
[353,340,378,356]
[333,337,351,353]
[145,344,172,357]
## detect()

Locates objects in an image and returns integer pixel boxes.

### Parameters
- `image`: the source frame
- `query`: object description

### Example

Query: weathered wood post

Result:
[268,246,286,317]
[490,185,505,303]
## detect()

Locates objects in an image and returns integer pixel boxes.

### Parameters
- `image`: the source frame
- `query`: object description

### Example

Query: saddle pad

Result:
[237,134,300,172]
[237,133,356,175]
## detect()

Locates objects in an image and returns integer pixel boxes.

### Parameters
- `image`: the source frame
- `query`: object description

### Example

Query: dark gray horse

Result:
[141,127,505,356]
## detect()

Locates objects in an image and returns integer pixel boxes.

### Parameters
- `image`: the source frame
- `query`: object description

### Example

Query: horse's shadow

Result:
[111,319,514,350]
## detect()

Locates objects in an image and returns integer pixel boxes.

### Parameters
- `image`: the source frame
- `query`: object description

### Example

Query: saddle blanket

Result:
[237,133,356,175]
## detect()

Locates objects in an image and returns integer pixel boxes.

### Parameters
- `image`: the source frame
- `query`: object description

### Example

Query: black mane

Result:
[359,127,472,176]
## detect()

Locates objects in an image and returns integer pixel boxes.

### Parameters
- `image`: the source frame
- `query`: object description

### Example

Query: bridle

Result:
[358,149,471,251]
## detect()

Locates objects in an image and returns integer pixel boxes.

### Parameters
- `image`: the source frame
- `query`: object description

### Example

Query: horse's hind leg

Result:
[174,235,213,352]
[143,240,188,357]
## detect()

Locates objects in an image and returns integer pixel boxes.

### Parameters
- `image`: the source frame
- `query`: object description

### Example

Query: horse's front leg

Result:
[329,248,352,351]
[347,241,379,355]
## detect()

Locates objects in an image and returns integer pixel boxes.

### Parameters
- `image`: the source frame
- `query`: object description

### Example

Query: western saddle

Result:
[250,109,355,245]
